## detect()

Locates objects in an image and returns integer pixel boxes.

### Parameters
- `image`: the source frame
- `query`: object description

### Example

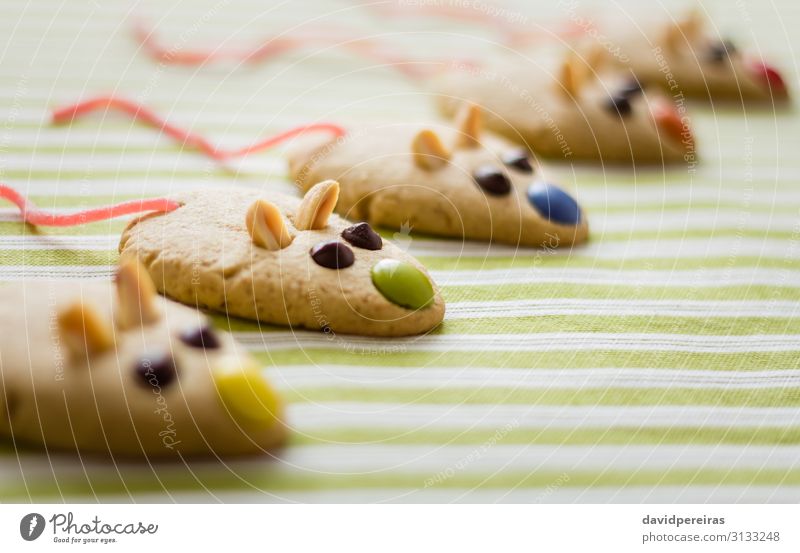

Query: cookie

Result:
[0,259,286,458]
[432,52,695,164]
[585,11,789,104]
[287,105,589,247]
[119,182,445,337]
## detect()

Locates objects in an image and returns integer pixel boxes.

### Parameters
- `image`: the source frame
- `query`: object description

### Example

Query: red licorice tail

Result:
[0,185,180,227]
[132,19,301,65]
[363,2,582,47]
[52,96,347,161]
[131,19,472,79]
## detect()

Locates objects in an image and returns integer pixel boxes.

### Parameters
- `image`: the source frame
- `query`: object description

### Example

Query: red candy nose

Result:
[747,59,788,96]
[651,100,693,150]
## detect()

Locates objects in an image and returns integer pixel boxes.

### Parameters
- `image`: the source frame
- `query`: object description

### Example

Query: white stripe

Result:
[241,332,800,353]
[0,152,284,174]
[408,237,800,259]
[431,267,800,287]
[0,178,296,196]
[289,403,800,430]
[268,444,800,473]
[0,266,114,280]
[445,299,800,318]
[270,366,800,390]
[596,209,800,233]
[580,185,800,208]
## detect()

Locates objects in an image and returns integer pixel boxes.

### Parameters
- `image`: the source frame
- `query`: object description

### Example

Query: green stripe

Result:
[289,426,800,447]
[256,350,800,371]
[221,314,800,336]
[445,283,800,302]
[421,255,800,271]
[281,386,800,408]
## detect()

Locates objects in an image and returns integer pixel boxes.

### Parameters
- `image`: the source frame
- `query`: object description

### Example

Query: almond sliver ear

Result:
[454,103,482,149]
[294,180,340,230]
[116,257,160,329]
[679,9,703,39]
[58,301,114,358]
[559,55,583,98]
[585,44,607,73]
[412,129,451,170]
[246,199,295,249]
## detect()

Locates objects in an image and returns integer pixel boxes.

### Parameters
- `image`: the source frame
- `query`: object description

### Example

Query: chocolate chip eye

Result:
[180,324,220,349]
[341,222,382,250]
[708,39,737,63]
[134,351,177,389]
[501,150,534,174]
[473,165,511,196]
[618,80,644,98]
[310,241,355,269]
[605,95,632,117]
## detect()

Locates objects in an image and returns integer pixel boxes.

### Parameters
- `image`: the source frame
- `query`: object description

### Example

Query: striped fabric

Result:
[1,0,799,503]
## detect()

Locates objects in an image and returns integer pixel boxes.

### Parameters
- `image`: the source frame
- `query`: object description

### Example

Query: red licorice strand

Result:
[52,96,347,161]
[365,3,582,48]
[221,123,347,158]
[52,96,218,158]
[133,20,304,65]
[131,20,467,79]
[0,185,180,227]
[341,40,480,79]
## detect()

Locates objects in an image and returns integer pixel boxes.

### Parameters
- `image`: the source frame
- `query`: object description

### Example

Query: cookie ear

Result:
[294,179,340,230]
[665,11,702,52]
[57,301,114,358]
[558,55,584,98]
[412,129,451,170]
[454,103,482,149]
[246,199,295,249]
[585,44,607,73]
[679,9,703,38]
[115,257,160,329]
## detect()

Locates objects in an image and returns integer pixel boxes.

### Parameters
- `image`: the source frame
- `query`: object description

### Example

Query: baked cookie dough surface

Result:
[288,111,590,248]
[433,60,693,165]
[0,274,286,459]
[119,187,445,337]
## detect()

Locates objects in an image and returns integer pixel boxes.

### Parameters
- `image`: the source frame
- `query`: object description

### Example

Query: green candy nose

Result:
[371,259,435,310]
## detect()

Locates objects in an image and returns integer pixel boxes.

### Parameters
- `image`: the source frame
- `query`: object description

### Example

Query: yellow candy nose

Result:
[214,356,281,428]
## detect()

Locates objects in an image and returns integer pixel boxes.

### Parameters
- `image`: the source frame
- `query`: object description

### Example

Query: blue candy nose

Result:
[526,182,582,225]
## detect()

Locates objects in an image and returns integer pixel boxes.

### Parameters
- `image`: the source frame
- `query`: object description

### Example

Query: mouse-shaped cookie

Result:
[287,105,589,247]
[433,53,695,165]
[119,182,445,337]
[0,258,286,458]
[581,11,789,104]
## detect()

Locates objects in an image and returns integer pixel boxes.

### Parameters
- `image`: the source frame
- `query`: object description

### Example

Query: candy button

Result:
[214,356,279,427]
[341,222,382,250]
[310,240,355,269]
[371,259,434,310]
[527,183,582,226]
[605,95,632,117]
[135,351,177,389]
[501,149,534,174]
[473,165,511,196]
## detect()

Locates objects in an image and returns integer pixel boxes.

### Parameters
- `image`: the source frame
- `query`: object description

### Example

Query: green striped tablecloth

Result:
[2,0,800,503]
